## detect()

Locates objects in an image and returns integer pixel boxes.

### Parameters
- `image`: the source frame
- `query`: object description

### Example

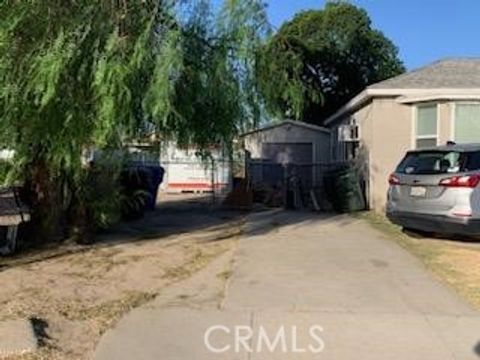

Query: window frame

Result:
[452,101,480,143]
[414,103,439,149]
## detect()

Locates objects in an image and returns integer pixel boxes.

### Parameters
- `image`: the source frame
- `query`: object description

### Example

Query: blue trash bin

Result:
[144,165,165,211]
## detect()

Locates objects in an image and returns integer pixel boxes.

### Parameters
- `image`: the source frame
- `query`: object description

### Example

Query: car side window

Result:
[464,151,480,171]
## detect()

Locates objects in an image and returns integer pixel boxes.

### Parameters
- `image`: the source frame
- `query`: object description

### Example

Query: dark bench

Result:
[0,187,31,255]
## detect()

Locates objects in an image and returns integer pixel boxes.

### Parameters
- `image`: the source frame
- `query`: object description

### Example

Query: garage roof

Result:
[241,120,330,137]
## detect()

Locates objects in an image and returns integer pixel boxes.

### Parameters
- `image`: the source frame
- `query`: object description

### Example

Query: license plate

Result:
[410,186,426,197]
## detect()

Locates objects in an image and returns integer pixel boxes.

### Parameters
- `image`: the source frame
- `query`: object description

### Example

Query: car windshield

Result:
[396,151,480,175]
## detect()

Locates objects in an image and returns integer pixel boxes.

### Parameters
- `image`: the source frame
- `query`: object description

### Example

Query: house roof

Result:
[241,120,330,137]
[370,58,480,90]
[325,58,480,126]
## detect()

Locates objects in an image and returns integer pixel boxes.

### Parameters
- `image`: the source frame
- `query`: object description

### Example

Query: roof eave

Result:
[397,93,480,104]
[323,89,376,126]
[324,87,480,126]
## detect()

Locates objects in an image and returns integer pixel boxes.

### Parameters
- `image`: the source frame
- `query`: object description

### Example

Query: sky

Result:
[262,0,480,70]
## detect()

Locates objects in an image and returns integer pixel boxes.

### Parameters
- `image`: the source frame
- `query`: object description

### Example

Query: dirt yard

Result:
[360,211,480,310]
[0,194,246,360]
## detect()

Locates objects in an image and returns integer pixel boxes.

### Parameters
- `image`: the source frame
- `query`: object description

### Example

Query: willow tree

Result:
[149,0,270,149]
[0,0,269,242]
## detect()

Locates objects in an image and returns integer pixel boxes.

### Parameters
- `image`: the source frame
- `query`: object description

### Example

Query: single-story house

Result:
[325,58,480,211]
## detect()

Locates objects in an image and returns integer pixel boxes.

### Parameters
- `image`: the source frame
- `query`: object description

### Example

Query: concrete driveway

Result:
[95,210,480,360]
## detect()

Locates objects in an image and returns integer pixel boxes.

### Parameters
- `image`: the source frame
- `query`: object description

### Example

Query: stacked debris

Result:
[223,179,253,210]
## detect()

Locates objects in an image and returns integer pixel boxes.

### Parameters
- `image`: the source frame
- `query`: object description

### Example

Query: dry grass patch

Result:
[0,216,244,360]
[358,211,480,309]
[434,248,480,309]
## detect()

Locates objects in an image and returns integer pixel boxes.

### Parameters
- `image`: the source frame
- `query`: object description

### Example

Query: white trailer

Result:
[160,143,231,194]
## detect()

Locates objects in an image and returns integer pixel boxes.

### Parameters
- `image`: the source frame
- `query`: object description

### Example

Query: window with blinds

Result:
[454,103,480,143]
[416,104,438,149]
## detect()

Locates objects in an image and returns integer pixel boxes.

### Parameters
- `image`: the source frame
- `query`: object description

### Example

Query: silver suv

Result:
[386,144,480,236]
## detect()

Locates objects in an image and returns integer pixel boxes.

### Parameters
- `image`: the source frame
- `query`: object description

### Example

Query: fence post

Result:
[283,164,288,208]
[211,157,216,204]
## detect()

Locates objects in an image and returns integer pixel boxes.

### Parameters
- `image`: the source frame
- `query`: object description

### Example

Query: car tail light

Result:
[388,173,400,185]
[452,211,472,217]
[439,174,480,188]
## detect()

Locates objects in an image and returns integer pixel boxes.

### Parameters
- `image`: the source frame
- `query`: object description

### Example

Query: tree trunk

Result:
[23,158,65,244]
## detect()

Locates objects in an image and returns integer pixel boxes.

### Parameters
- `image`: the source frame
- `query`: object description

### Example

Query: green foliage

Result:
[75,154,124,230]
[152,0,270,150]
[257,1,405,124]
[0,0,269,241]
[0,161,13,186]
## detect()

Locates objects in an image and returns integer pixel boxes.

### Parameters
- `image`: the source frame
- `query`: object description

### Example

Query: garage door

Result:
[262,143,313,164]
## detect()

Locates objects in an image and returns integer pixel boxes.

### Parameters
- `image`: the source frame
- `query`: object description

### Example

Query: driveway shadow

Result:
[0,193,358,269]
[97,193,248,245]
[0,194,247,270]
[242,208,359,237]
[474,341,480,357]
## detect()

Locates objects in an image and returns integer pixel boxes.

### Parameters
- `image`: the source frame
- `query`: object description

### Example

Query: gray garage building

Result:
[242,120,331,164]
[241,120,332,207]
